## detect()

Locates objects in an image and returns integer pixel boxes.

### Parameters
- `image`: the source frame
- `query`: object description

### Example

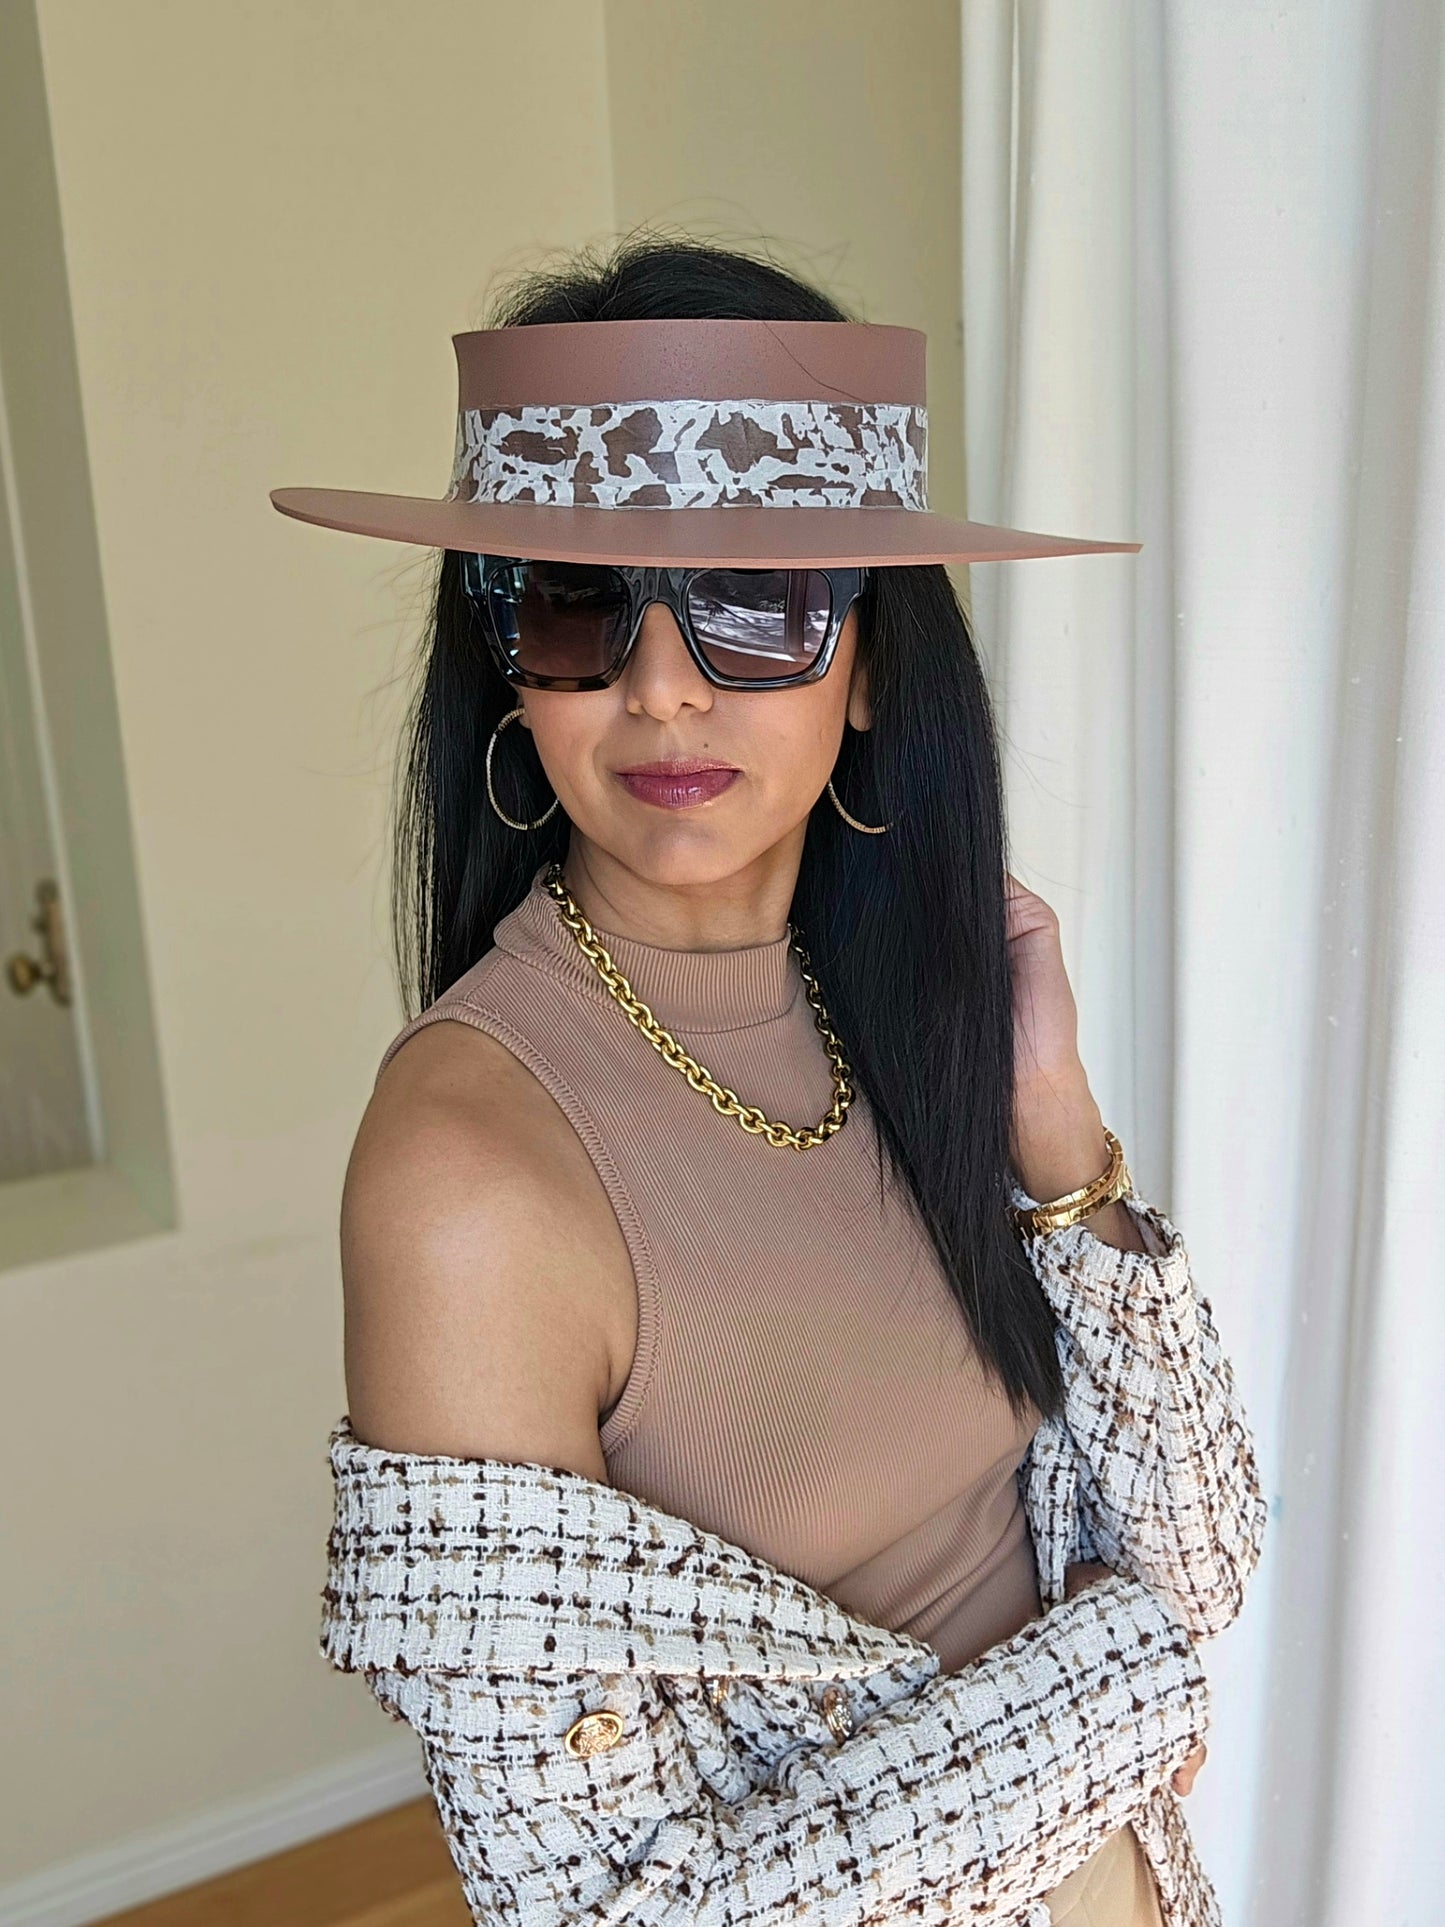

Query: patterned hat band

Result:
[271,318,1141,567]
[447,396,929,513]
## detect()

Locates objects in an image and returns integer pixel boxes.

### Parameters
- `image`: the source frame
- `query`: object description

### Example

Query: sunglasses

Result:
[459,552,871,692]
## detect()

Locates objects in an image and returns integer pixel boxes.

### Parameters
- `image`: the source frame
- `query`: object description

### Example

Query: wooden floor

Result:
[94,1799,470,1927]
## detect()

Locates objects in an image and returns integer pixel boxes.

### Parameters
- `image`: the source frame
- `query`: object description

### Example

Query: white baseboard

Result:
[0,1738,428,1927]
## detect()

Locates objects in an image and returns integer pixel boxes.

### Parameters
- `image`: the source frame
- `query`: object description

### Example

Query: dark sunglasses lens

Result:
[685,570,833,681]
[486,560,630,681]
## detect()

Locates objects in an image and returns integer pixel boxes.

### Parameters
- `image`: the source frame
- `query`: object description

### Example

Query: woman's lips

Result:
[616,768,741,809]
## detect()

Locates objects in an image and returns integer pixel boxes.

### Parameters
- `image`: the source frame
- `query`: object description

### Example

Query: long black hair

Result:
[391,228,1064,1427]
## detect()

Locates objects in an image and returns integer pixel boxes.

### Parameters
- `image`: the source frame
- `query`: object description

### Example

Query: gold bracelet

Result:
[1009,1125,1132,1235]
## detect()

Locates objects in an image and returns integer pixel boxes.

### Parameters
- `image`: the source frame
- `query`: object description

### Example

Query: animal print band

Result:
[447,397,929,512]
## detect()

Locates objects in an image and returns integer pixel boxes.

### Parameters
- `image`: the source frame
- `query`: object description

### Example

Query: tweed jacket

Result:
[322,1183,1268,1927]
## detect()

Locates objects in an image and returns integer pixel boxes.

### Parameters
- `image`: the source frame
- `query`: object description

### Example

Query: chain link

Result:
[541,861,854,1150]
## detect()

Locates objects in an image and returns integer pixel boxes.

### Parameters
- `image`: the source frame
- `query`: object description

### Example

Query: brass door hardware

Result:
[6,877,72,1007]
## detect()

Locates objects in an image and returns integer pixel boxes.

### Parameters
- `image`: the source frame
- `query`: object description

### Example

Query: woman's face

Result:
[516,594,873,896]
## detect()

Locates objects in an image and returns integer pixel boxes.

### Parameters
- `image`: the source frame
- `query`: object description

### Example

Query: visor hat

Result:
[269,317,1139,569]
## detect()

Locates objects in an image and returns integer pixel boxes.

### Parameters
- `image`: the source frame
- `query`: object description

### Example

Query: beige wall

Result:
[606,0,965,521]
[1,0,961,1896]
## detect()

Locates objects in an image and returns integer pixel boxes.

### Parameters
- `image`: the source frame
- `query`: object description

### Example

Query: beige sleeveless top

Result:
[376,862,1161,1924]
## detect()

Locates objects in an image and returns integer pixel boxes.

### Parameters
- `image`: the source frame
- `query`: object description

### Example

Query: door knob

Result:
[5,877,72,1007]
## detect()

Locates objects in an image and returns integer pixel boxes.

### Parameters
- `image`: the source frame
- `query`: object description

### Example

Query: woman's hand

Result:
[1062,1561,1208,1797]
[1004,874,1147,1252]
[1062,1558,1115,1600]
[1004,874,1100,1194]
[1005,872,1087,1106]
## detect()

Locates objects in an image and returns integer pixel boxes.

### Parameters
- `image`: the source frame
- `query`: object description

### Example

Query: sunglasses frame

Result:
[459,551,872,692]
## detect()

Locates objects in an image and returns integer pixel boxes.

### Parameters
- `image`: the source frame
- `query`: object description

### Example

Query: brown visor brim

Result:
[269,487,1141,569]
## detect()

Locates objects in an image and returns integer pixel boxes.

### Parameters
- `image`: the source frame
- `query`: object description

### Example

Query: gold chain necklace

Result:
[541,861,854,1150]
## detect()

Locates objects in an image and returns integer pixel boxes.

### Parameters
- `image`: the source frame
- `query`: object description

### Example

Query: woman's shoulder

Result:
[339,1013,634,1480]
[371,935,532,1086]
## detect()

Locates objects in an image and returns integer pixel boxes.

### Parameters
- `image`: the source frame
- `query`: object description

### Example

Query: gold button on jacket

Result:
[563,1708,626,1758]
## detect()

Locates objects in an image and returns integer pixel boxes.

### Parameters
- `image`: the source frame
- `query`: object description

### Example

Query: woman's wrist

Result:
[1011,1069,1107,1197]
[1011,1074,1146,1254]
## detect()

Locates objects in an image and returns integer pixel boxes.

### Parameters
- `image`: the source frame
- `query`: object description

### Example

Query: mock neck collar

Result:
[497,861,802,1033]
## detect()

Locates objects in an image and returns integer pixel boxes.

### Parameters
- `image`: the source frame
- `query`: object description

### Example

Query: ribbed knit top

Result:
[375,860,1045,1672]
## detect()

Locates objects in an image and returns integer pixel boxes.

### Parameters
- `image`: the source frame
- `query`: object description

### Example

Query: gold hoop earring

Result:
[486,705,561,831]
[825,777,893,835]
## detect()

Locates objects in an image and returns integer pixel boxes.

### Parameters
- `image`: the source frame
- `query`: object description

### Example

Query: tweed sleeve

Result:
[1009,1181,1269,1638]
[359,1571,1209,1927]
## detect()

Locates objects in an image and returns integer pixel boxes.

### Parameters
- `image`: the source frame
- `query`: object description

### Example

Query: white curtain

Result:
[961,4,1445,1923]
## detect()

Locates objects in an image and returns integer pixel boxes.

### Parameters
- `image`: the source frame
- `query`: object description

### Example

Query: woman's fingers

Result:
[1171,1741,1208,1795]
[1061,1558,1114,1600]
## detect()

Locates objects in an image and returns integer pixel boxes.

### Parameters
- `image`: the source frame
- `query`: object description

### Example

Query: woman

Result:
[276,233,1265,1926]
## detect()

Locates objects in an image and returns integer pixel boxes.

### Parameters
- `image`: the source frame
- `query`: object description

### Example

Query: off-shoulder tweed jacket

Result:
[322,1184,1268,1927]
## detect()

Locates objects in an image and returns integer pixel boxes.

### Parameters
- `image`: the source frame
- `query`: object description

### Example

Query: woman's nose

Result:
[623,601,713,701]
